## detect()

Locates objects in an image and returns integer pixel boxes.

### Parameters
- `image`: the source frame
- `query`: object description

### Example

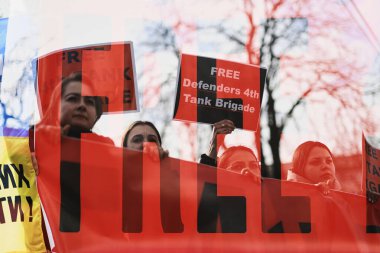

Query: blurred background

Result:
[0,0,379,194]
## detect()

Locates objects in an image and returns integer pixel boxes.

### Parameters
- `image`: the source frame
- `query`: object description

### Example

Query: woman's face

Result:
[126,124,160,150]
[220,149,260,175]
[303,146,336,183]
[60,81,97,131]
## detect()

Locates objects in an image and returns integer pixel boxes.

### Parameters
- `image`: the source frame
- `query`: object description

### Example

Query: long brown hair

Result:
[292,141,334,176]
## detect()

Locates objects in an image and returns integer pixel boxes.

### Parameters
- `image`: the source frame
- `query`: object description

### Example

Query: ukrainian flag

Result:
[0,127,46,253]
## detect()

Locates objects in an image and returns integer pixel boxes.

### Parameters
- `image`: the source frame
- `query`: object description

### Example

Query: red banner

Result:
[36,131,380,252]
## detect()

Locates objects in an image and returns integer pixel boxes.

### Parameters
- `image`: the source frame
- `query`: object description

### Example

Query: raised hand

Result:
[207,119,235,159]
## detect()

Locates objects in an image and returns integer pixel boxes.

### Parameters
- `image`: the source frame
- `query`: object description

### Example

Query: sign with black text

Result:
[363,135,380,195]
[36,41,138,117]
[173,54,266,131]
[362,134,380,232]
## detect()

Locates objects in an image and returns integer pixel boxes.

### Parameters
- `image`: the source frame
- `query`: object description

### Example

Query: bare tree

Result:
[141,0,375,179]
[0,36,35,130]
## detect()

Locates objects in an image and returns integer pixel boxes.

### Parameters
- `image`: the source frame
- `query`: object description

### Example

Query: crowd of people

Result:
[32,71,344,192]
[27,71,368,250]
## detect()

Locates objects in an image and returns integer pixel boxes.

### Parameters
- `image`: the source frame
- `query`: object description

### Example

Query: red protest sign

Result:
[36,42,138,117]
[173,54,266,131]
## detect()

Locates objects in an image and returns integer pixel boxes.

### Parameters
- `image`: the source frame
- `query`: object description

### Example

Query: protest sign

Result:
[36,41,138,117]
[363,135,380,195]
[362,134,380,232]
[173,54,266,131]
[0,128,46,253]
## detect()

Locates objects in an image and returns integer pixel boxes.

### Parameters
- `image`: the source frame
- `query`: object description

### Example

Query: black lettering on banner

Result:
[0,196,34,224]
[365,160,380,177]
[122,150,183,233]
[67,51,80,64]
[366,142,378,159]
[124,67,131,80]
[371,163,380,177]
[0,197,5,223]
[262,180,311,233]
[197,181,246,233]
[122,150,143,233]
[10,164,30,188]
[8,195,24,222]
[60,160,81,232]
[160,158,183,232]
[196,57,246,233]
[365,139,380,233]
[367,161,371,174]
[26,196,33,222]
[59,135,81,232]
[123,90,131,104]
[0,164,17,189]
[0,164,30,189]
[366,179,380,194]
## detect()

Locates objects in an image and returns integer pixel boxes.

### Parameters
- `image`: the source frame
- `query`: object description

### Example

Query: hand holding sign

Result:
[173,54,266,131]
[207,120,235,160]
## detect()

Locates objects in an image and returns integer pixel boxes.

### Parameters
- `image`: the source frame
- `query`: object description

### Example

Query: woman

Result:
[31,72,114,172]
[287,141,341,193]
[198,120,259,233]
[285,142,362,241]
[218,145,260,178]
[122,121,168,160]
[122,121,182,232]
[30,72,114,251]
[200,119,260,179]
[37,72,111,140]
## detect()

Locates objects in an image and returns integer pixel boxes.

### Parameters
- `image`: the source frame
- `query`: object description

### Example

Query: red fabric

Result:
[36,134,380,252]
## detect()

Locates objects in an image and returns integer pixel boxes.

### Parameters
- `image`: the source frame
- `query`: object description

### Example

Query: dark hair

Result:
[292,141,334,176]
[218,146,258,169]
[61,72,103,121]
[122,121,162,147]
[39,72,103,127]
